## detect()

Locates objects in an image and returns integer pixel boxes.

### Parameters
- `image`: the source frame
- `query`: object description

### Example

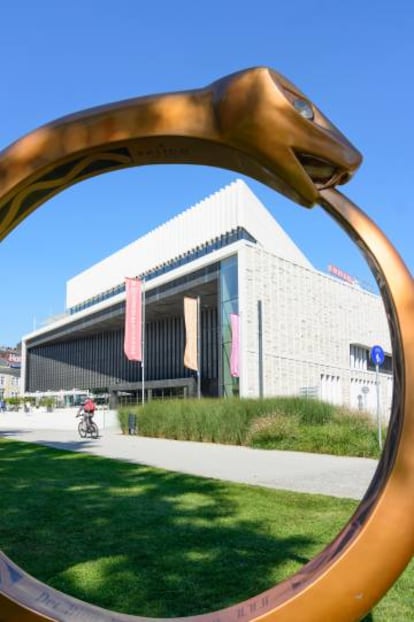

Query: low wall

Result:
[0,408,120,431]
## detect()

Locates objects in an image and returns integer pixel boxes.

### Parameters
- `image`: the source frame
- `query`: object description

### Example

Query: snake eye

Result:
[292,98,314,121]
[280,85,315,121]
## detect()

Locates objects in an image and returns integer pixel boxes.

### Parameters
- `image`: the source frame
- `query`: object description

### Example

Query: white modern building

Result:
[21,179,392,417]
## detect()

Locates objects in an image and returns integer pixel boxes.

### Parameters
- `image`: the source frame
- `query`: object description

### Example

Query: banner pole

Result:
[141,277,146,406]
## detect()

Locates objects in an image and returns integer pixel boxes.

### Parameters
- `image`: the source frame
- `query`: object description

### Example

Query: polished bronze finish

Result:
[0,67,412,621]
[0,66,361,242]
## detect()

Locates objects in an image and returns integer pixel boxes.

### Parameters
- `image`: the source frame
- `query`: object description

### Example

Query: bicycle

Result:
[76,411,99,439]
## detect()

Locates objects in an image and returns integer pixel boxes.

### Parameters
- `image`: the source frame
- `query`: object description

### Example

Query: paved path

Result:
[0,426,378,500]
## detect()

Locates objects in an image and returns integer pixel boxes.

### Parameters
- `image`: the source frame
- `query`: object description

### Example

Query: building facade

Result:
[21,180,392,417]
[0,349,21,399]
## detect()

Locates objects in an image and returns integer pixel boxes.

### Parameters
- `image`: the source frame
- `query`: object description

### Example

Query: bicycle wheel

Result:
[78,420,87,438]
[90,422,99,439]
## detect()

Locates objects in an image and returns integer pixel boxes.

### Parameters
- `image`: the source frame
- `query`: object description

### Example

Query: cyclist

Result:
[77,397,96,432]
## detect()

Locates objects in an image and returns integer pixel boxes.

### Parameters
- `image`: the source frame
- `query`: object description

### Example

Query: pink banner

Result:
[184,296,199,371]
[124,278,142,361]
[230,313,240,377]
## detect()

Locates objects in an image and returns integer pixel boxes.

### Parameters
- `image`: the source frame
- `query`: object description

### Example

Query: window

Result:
[220,255,239,398]
[349,344,392,375]
[367,352,393,374]
[349,344,368,370]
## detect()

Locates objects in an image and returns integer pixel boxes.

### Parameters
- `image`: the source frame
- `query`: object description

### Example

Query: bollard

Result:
[128,413,137,435]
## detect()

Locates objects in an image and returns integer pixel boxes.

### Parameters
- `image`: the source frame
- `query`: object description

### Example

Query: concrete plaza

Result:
[0,409,378,501]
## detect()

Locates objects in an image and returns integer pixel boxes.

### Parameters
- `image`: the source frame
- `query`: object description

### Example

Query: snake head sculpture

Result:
[0,65,361,240]
[0,67,413,622]
[212,66,362,206]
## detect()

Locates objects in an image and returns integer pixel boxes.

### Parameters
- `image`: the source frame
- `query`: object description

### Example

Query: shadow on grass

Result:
[0,438,337,618]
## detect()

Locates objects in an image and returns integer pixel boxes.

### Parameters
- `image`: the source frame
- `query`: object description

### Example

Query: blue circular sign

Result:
[371,345,385,366]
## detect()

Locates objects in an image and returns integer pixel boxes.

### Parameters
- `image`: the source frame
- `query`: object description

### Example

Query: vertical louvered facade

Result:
[25,307,219,395]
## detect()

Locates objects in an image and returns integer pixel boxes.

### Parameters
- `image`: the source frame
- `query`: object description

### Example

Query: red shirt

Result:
[83,399,96,413]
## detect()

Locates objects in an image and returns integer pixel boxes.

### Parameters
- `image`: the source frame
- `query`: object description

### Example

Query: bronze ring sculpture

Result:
[0,67,413,621]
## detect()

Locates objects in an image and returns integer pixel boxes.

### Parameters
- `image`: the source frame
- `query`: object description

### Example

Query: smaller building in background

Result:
[0,348,21,399]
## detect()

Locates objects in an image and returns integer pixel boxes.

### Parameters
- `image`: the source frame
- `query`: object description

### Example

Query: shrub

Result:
[117,397,383,458]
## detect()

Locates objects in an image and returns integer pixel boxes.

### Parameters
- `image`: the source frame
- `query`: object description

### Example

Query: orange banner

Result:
[184,296,198,371]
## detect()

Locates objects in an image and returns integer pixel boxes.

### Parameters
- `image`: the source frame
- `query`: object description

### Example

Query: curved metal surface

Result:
[0,67,412,621]
[0,65,361,243]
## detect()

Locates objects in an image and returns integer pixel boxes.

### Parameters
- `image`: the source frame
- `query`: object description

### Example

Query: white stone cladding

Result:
[239,244,392,418]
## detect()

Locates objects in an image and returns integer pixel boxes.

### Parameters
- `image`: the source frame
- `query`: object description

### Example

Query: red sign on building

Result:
[328,264,356,285]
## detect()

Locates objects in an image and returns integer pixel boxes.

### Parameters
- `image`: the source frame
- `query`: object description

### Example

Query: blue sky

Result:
[1,0,413,347]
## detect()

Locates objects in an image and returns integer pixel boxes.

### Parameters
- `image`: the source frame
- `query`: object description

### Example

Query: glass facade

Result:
[220,255,239,397]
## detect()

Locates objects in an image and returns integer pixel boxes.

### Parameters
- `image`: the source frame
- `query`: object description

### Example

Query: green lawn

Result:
[0,438,412,619]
